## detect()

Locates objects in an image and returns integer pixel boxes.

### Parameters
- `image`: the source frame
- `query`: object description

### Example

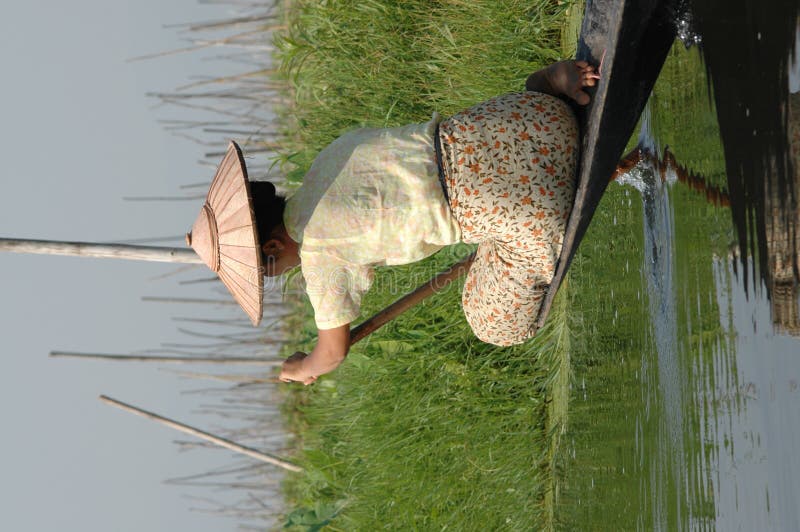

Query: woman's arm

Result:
[279,323,351,385]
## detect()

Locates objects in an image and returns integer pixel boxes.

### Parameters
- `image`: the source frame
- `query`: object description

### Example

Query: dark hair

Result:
[249,180,286,244]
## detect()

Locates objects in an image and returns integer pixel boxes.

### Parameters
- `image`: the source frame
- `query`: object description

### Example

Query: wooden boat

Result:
[534,0,678,329]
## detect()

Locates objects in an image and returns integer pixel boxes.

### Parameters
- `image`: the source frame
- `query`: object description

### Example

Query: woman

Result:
[189,60,599,385]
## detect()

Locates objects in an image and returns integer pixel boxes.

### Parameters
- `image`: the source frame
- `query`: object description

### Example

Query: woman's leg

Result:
[439,92,579,345]
[461,240,551,346]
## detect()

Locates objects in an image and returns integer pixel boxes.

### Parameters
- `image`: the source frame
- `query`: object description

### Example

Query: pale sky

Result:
[0,1,284,530]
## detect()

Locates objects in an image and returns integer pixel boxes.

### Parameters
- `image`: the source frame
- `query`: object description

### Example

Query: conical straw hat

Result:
[185,141,263,326]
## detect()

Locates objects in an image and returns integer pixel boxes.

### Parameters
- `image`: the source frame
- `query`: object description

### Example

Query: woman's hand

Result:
[279,324,351,385]
[279,351,318,385]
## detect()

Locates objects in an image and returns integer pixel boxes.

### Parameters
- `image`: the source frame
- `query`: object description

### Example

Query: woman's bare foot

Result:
[543,60,600,105]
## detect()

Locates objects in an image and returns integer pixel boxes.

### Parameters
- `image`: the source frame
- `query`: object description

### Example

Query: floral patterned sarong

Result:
[439,92,579,345]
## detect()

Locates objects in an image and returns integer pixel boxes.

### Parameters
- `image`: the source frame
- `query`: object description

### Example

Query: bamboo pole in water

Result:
[50,351,283,365]
[99,395,302,472]
[1,238,476,343]
[0,238,201,264]
[165,370,277,384]
[142,296,240,305]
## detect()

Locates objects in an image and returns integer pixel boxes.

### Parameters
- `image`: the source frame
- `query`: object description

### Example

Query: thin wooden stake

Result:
[142,296,239,305]
[100,395,302,473]
[3,245,476,345]
[0,238,201,264]
[50,351,283,365]
[164,370,279,384]
[122,195,205,202]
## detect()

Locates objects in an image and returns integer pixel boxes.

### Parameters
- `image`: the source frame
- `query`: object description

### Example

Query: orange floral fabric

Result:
[439,92,579,346]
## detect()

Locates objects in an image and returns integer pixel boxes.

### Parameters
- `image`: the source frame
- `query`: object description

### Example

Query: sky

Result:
[0,1,284,530]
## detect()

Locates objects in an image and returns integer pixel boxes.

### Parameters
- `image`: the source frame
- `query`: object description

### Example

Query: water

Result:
[555,21,800,530]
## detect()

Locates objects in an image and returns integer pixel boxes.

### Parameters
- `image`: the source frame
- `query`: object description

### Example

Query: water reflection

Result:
[691,0,800,292]
[556,25,800,529]
[705,258,800,530]
[623,150,798,530]
[767,91,800,336]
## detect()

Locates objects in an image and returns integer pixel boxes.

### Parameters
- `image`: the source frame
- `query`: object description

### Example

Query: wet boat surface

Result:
[536,0,678,328]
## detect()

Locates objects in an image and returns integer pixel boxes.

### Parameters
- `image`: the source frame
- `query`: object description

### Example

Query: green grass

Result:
[271,1,577,529]
[281,246,575,531]
[648,43,727,186]
[274,0,572,182]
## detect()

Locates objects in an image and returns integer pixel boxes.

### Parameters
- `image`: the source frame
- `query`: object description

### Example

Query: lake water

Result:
[554,24,800,531]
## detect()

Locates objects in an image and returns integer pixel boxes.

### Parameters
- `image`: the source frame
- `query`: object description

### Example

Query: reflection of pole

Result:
[100,395,302,472]
[0,238,201,264]
[767,92,800,336]
[612,145,731,207]
[614,139,799,336]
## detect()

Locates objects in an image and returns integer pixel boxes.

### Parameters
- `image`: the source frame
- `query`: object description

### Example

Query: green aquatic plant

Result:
[280,243,575,530]
[273,0,573,181]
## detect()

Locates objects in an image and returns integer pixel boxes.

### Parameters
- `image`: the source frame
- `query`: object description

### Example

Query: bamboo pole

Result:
[0,238,201,264]
[180,181,212,189]
[107,235,187,245]
[179,277,219,285]
[164,370,278,384]
[50,351,283,365]
[349,252,475,345]
[2,240,475,345]
[99,395,302,472]
[144,296,286,308]
[142,296,239,305]
[123,195,205,202]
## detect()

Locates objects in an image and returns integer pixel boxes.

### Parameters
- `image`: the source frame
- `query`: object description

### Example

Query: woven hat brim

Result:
[206,141,264,326]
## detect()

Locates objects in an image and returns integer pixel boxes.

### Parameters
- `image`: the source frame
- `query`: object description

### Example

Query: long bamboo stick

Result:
[349,252,475,345]
[50,351,283,365]
[164,370,277,384]
[2,239,475,345]
[141,296,239,305]
[100,395,302,472]
[0,238,201,264]
[123,195,205,202]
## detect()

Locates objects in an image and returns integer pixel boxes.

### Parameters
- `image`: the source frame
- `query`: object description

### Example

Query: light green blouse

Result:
[284,114,461,329]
